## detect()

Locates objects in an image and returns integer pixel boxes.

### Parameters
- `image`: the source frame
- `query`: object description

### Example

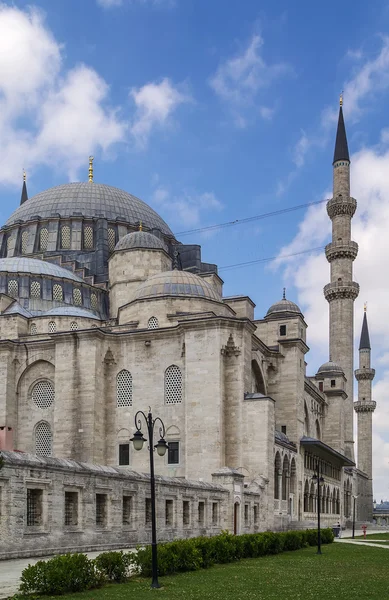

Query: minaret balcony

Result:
[325,240,358,262]
[326,196,357,219]
[323,281,359,302]
[355,368,375,381]
[354,400,376,413]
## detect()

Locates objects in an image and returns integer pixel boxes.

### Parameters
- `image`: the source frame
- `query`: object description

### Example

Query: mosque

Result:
[0,100,376,555]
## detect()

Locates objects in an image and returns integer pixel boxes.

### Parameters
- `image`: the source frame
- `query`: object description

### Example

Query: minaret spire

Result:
[333,93,350,164]
[20,170,28,205]
[359,306,371,350]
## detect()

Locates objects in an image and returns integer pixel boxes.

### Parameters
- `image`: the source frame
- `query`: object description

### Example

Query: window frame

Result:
[167,441,180,465]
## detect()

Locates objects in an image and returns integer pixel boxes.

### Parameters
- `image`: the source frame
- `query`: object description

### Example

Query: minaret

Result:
[354,308,376,494]
[20,170,28,205]
[324,95,359,460]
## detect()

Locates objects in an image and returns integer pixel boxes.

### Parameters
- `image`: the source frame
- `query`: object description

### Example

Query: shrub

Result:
[94,551,132,583]
[19,553,102,596]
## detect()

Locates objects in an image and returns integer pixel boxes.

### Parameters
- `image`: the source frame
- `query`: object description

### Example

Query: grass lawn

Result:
[354,532,389,540]
[36,543,389,600]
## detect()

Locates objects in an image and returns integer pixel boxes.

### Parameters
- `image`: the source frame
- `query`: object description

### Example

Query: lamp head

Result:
[130,430,147,451]
[155,437,168,457]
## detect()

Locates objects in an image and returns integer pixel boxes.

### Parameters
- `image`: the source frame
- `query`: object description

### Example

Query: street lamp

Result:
[130,408,168,589]
[352,494,360,539]
[312,460,325,555]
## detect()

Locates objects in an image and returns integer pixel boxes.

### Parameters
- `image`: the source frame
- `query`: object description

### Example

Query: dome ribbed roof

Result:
[44,307,100,320]
[317,361,344,375]
[0,257,83,282]
[5,182,173,236]
[114,231,168,252]
[133,270,221,302]
[266,297,302,317]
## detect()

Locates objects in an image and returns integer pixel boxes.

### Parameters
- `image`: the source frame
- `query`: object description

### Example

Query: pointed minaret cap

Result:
[20,170,28,205]
[333,93,350,164]
[359,306,371,350]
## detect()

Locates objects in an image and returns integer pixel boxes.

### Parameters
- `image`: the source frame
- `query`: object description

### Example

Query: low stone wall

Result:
[0,452,261,559]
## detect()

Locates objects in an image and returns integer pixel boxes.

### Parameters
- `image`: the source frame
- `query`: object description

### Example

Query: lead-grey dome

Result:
[0,257,83,282]
[317,361,344,375]
[5,182,173,236]
[133,270,221,302]
[114,231,168,252]
[266,297,302,317]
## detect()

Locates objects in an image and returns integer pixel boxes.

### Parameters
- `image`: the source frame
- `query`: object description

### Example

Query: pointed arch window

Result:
[70,321,78,331]
[117,369,133,407]
[6,236,12,257]
[39,228,49,251]
[165,365,182,404]
[30,323,37,335]
[73,288,82,306]
[32,380,55,409]
[61,226,71,249]
[108,228,116,252]
[21,230,29,254]
[30,281,41,298]
[90,293,98,311]
[35,421,52,457]
[48,321,56,334]
[8,279,18,298]
[53,284,63,301]
[148,316,159,329]
[84,226,94,249]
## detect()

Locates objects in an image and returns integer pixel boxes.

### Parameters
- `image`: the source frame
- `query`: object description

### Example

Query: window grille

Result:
[147,316,159,329]
[8,279,18,298]
[48,321,56,333]
[254,504,259,524]
[119,443,130,465]
[40,228,49,251]
[108,228,116,252]
[30,323,37,335]
[96,494,107,527]
[53,284,63,301]
[244,504,249,525]
[61,226,71,249]
[168,441,179,464]
[21,231,29,254]
[279,325,286,336]
[70,321,78,331]
[212,502,218,525]
[30,281,41,298]
[165,365,182,404]
[198,501,205,525]
[165,499,173,526]
[122,496,132,525]
[116,370,132,407]
[145,498,152,525]
[6,236,12,256]
[35,422,52,456]
[83,226,94,249]
[183,500,190,525]
[27,489,43,526]
[32,381,55,409]
[73,288,82,306]
[90,293,98,311]
[64,491,78,526]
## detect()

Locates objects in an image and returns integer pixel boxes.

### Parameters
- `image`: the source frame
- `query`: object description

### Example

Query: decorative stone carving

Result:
[103,347,116,365]
[326,196,357,219]
[221,333,241,357]
[354,368,375,381]
[325,240,358,262]
[354,400,376,413]
[323,281,359,302]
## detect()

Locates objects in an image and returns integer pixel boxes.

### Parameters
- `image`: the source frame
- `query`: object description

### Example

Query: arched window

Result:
[282,455,290,501]
[251,360,266,394]
[90,293,98,311]
[315,419,321,440]
[30,323,37,335]
[304,403,310,437]
[61,225,71,249]
[148,316,159,329]
[30,281,41,298]
[8,279,18,298]
[73,288,82,306]
[83,226,94,249]
[31,380,55,409]
[48,321,56,333]
[165,365,182,404]
[39,228,49,251]
[35,422,52,457]
[70,321,78,331]
[6,236,12,256]
[116,369,133,407]
[304,480,309,512]
[53,284,63,301]
[21,230,29,254]
[108,228,116,252]
[274,452,281,499]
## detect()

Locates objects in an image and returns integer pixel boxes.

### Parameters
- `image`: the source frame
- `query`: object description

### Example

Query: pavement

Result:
[1,529,388,599]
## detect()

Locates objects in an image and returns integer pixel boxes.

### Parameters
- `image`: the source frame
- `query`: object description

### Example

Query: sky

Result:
[0,0,388,501]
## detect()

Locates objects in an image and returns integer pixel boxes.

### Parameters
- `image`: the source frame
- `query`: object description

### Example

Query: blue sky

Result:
[1,0,389,499]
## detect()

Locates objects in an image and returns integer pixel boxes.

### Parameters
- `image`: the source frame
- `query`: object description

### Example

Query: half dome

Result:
[5,182,173,236]
[0,257,83,282]
[114,231,168,252]
[133,270,222,302]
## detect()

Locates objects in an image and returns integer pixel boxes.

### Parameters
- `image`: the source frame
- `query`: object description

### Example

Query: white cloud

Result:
[130,78,190,148]
[0,5,126,185]
[97,0,123,7]
[152,185,223,227]
[209,34,289,127]
[96,0,175,8]
[293,130,310,168]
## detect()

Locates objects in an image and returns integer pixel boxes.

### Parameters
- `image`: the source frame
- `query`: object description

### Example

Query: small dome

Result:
[133,270,221,302]
[266,297,302,317]
[114,231,168,253]
[317,361,344,375]
[44,307,100,320]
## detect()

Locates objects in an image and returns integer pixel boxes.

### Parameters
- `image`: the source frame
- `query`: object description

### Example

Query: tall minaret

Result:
[324,95,359,461]
[354,308,376,495]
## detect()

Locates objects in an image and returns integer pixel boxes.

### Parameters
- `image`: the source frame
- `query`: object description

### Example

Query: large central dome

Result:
[6,182,173,236]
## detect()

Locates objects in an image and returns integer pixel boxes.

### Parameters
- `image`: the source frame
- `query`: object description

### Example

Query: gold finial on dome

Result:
[340,91,343,107]
[23,169,26,182]
[139,221,143,231]
[283,287,286,300]
[364,302,367,312]
[88,156,94,183]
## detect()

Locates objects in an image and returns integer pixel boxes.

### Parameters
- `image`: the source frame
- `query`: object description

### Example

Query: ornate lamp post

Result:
[312,460,325,554]
[131,409,168,589]
[352,494,360,539]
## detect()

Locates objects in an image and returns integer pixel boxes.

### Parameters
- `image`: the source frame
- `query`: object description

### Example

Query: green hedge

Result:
[19,528,333,595]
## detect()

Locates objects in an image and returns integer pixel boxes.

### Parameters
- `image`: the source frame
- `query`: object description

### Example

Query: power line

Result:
[219,246,325,272]
[175,198,327,236]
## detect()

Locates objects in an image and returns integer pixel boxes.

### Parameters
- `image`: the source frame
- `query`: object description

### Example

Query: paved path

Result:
[335,538,389,548]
